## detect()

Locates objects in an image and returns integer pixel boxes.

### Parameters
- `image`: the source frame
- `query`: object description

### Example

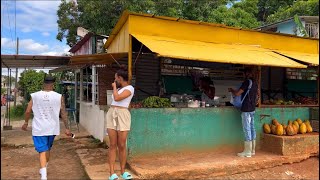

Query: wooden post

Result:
[128,34,133,82]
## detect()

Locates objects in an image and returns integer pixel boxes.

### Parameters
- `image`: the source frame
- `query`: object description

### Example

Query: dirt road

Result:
[217,157,319,180]
[1,139,89,180]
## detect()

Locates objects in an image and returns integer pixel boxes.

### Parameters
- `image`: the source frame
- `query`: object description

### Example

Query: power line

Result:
[15,0,17,49]
[5,1,15,50]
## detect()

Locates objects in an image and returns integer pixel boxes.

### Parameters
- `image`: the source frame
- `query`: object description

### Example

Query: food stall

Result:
[70,11,319,158]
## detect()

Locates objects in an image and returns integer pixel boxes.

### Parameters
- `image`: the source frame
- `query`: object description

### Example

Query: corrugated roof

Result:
[1,54,70,68]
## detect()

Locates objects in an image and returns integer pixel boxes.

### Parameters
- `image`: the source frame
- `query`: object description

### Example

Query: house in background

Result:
[256,16,319,38]
[68,29,109,141]
[256,16,319,103]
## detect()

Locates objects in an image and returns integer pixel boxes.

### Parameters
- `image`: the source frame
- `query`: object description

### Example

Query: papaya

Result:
[282,124,287,129]
[304,120,311,126]
[271,124,277,135]
[293,121,300,130]
[276,124,284,136]
[286,125,295,136]
[292,124,299,134]
[272,119,279,126]
[299,123,307,134]
[263,124,271,134]
[306,123,313,133]
[288,120,293,126]
[296,118,303,125]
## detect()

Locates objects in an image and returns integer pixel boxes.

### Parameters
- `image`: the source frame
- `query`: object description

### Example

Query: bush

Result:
[9,104,25,119]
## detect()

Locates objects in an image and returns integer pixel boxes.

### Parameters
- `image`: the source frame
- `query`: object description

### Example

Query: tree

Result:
[266,0,319,23]
[208,0,260,29]
[18,70,46,101]
[257,0,295,22]
[57,0,232,46]
[57,0,80,47]
[2,75,17,86]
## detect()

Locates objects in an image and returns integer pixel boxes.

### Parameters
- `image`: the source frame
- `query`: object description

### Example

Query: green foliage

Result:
[209,0,260,29]
[19,70,46,101]
[9,104,25,119]
[294,15,309,37]
[142,96,172,108]
[1,88,6,95]
[57,0,318,46]
[266,0,319,23]
[257,0,295,22]
[57,0,235,46]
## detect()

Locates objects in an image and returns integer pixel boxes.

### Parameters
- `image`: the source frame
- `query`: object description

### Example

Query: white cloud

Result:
[1,38,15,49]
[2,37,49,53]
[20,39,49,52]
[1,1,61,34]
[40,45,71,56]
[42,32,50,37]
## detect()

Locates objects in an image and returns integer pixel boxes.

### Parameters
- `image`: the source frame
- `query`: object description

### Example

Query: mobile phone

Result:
[71,133,75,138]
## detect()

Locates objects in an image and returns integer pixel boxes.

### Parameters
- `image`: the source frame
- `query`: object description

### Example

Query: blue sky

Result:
[1,0,70,56]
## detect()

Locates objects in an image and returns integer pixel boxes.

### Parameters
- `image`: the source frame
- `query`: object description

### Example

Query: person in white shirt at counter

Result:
[199,76,216,106]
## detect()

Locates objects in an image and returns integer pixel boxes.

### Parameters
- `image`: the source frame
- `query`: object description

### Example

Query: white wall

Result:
[213,80,244,102]
[79,102,106,141]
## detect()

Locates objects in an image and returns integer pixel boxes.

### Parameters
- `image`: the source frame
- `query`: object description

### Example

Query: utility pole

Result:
[14,37,18,107]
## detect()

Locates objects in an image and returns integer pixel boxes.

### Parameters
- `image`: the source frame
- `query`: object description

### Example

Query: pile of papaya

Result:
[263,118,313,136]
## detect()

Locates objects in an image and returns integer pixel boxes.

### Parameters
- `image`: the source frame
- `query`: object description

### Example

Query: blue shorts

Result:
[32,135,56,153]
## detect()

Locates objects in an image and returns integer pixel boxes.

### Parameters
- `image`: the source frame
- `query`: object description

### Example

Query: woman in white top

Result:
[106,66,134,180]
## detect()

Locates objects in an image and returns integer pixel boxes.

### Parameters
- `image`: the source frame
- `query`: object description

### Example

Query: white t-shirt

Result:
[31,91,62,136]
[111,85,134,108]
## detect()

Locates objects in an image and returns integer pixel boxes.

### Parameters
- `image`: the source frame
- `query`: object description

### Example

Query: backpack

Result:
[230,79,252,109]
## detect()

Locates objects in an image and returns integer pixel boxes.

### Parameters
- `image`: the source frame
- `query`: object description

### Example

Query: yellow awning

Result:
[70,52,127,65]
[273,50,319,66]
[132,34,307,68]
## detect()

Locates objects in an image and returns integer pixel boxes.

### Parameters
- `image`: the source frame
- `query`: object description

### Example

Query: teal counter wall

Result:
[128,107,311,157]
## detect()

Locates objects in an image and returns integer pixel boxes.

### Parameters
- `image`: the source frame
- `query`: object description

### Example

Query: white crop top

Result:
[111,85,135,108]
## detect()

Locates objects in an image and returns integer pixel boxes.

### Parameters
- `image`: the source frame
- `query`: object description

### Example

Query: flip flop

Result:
[122,172,133,179]
[109,173,119,180]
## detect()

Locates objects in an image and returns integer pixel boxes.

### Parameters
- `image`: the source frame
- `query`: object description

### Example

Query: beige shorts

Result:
[106,107,131,131]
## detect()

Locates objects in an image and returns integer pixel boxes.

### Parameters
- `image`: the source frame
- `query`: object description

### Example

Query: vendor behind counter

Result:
[199,76,216,106]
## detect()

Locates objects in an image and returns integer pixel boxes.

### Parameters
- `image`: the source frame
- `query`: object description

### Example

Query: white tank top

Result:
[31,91,62,136]
[111,85,134,108]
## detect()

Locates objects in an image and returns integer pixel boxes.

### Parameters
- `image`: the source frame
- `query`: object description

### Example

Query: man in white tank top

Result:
[21,75,71,180]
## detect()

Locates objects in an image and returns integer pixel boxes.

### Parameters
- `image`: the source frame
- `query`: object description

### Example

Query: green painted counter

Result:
[128,107,310,157]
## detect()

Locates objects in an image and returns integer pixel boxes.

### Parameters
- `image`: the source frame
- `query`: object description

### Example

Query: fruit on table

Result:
[276,124,284,136]
[282,124,287,129]
[296,118,303,125]
[292,124,299,134]
[288,120,293,126]
[286,125,295,136]
[304,120,310,126]
[272,119,280,126]
[306,123,313,133]
[271,125,277,135]
[299,123,307,134]
[263,124,271,134]
[293,121,300,130]
[283,128,286,135]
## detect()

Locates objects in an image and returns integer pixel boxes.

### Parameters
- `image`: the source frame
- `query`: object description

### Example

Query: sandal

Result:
[109,173,119,180]
[122,172,133,179]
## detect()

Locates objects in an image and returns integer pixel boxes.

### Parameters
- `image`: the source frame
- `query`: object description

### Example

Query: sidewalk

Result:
[75,146,318,179]
[127,150,317,179]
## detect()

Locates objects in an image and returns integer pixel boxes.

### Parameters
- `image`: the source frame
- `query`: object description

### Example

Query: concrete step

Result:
[76,148,135,180]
